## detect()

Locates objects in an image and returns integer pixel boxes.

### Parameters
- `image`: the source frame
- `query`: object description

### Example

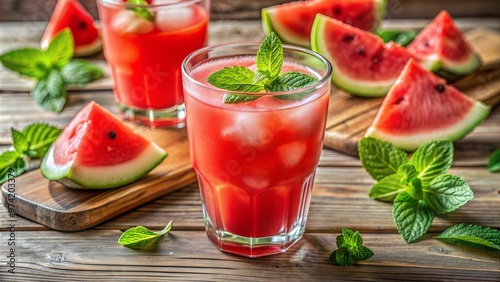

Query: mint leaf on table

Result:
[207,32,318,103]
[329,228,374,266]
[126,0,155,22]
[434,224,500,251]
[358,138,475,244]
[358,137,408,181]
[0,123,62,183]
[118,221,173,248]
[377,29,417,46]
[488,149,500,172]
[0,28,104,112]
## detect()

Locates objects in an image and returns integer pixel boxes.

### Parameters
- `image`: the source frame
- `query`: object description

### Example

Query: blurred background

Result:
[1,0,499,25]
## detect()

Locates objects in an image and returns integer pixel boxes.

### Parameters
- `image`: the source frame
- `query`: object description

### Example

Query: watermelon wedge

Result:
[407,10,482,76]
[311,14,429,97]
[41,0,102,57]
[262,0,386,48]
[41,101,167,189]
[365,59,490,151]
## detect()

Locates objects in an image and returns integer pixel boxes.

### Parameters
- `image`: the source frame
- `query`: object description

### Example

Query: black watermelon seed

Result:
[356,47,366,56]
[343,33,355,43]
[109,131,116,140]
[333,6,342,15]
[423,42,429,48]
[79,21,87,29]
[394,96,405,105]
[435,84,445,93]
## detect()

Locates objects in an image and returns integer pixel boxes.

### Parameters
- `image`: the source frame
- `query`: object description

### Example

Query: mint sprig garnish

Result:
[359,138,474,243]
[488,149,500,172]
[377,29,417,46]
[0,123,62,183]
[0,28,104,112]
[329,228,374,266]
[118,221,173,248]
[207,32,318,103]
[434,224,500,250]
[126,0,155,23]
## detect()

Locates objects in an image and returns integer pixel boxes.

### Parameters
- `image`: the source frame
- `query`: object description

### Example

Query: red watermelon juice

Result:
[97,0,209,128]
[182,44,332,257]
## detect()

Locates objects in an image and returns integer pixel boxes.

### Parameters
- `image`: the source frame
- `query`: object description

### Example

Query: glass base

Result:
[117,103,186,128]
[204,214,306,258]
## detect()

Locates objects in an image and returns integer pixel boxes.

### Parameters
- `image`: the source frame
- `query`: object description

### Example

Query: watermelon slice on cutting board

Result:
[41,101,167,189]
[311,14,434,97]
[41,0,102,57]
[365,59,490,151]
[407,10,482,76]
[262,0,386,48]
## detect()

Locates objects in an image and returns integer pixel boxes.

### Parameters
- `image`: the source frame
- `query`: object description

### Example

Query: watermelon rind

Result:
[41,142,167,189]
[366,100,490,151]
[441,52,482,75]
[311,14,395,97]
[262,0,387,48]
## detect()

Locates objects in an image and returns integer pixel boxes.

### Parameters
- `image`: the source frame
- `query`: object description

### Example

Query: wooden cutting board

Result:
[2,126,196,231]
[323,28,500,155]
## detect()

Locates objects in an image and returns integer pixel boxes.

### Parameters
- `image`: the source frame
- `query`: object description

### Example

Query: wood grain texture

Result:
[323,28,500,155]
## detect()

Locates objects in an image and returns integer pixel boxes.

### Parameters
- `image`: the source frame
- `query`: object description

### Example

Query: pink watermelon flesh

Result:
[312,15,419,97]
[263,0,384,47]
[366,59,490,151]
[407,10,481,75]
[41,0,101,56]
[53,101,149,167]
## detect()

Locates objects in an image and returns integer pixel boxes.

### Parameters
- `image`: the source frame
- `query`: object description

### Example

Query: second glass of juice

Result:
[97,0,209,128]
[182,43,332,257]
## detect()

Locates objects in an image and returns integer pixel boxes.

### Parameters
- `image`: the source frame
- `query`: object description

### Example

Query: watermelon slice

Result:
[41,101,167,189]
[311,14,429,97]
[41,0,102,57]
[365,59,490,151]
[407,10,482,76]
[262,0,386,48]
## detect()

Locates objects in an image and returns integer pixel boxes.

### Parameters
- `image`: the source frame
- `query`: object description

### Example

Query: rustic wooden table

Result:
[0,20,499,281]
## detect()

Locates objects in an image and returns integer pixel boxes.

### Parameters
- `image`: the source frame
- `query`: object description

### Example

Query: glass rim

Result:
[182,42,332,97]
[98,0,204,8]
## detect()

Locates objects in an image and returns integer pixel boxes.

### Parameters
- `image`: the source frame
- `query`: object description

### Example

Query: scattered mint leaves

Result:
[487,149,500,172]
[0,123,62,183]
[207,32,318,103]
[377,29,417,46]
[329,228,374,266]
[0,28,104,112]
[126,0,155,23]
[118,221,173,248]
[358,137,474,243]
[434,224,500,251]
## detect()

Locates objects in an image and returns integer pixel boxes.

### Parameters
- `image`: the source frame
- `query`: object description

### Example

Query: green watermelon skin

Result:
[262,0,386,48]
[407,10,482,76]
[311,14,426,97]
[41,101,167,189]
[365,59,490,151]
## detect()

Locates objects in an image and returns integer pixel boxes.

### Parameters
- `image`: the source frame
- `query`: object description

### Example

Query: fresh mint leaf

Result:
[267,72,318,92]
[488,149,500,172]
[118,221,173,248]
[45,28,74,69]
[423,174,473,214]
[207,66,265,92]
[127,0,155,23]
[32,70,67,112]
[434,224,500,250]
[393,192,435,243]
[0,151,22,172]
[409,140,453,187]
[11,128,29,154]
[369,174,406,202]
[22,123,62,158]
[398,163,423,200]
[377,29,417,46]
[256,32,283,79]
[358,137,408,181]
[61,60,105,86]
[329,228,374,266]
[0,157,25,184]
[222,93,259,104]
[0,48,50,79]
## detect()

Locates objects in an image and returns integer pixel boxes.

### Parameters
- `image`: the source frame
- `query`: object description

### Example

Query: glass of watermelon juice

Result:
[96,0,209,128]
[182,43,332,257]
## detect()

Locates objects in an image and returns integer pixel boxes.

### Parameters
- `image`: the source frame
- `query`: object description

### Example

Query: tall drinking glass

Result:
[182,43,332,257]
[96,0,209,128]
